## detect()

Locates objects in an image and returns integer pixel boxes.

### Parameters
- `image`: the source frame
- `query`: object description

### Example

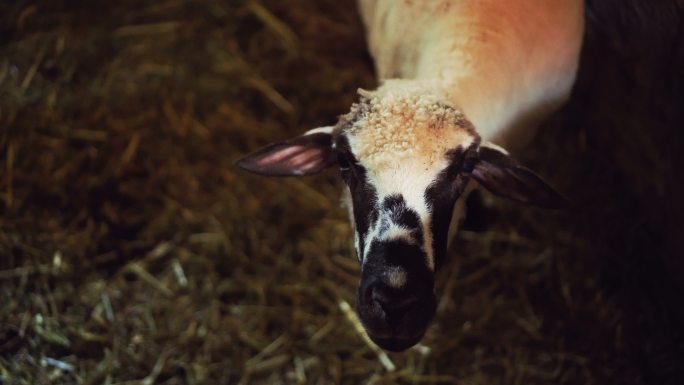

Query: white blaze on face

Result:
[343,84,476,270]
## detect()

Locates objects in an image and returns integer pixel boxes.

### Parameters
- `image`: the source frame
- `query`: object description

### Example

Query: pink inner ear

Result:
[255,145,307,166]
[298,154,328,172]
[288,149,324,166]
[238,134,333,176]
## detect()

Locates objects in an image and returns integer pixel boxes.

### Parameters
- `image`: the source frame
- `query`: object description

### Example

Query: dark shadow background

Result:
[0,0,682,384]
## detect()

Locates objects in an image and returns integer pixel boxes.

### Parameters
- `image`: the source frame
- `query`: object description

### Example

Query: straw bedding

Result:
[1,0,682,384]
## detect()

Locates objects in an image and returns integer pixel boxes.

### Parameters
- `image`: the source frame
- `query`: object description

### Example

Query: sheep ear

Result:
[236,126,336,176]
[472,142,569,209]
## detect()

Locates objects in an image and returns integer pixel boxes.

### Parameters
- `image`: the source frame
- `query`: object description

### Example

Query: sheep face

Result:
[236,91,566,351]
[332,94,480,351]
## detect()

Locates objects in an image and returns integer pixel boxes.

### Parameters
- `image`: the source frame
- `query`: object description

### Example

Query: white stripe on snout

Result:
[386,266,407,288]
[382,224,414,244]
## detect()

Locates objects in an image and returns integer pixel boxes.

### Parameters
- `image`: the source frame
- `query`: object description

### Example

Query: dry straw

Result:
[2,0,681,384]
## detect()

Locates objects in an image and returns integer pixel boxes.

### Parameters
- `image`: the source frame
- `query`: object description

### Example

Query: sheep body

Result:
[237,0,583,351]
[358,0,584,149]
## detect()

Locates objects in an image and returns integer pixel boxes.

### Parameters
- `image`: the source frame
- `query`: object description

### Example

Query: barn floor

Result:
[1,1,683,384]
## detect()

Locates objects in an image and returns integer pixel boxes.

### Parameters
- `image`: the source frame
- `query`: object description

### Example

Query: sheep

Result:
[237,0,584,352]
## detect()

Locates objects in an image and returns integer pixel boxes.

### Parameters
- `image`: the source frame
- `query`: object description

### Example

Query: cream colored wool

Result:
[345,81,476,172]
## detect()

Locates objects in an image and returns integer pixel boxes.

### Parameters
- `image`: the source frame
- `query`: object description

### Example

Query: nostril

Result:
[371,286,418,322]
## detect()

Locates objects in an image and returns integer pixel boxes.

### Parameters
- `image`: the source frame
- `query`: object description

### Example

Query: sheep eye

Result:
[462,158,476,173]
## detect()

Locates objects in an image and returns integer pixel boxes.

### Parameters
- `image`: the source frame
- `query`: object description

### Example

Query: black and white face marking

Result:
[335,138,478,350]
[236,89,567,352]
[334,134,378,261]
[332,95,480,351]
[425,147,480,269]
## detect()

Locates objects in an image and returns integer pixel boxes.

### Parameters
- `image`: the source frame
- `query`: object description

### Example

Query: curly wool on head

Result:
[343,81,477,171]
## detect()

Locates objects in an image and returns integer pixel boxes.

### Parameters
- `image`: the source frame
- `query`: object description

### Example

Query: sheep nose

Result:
[371,284,419,323]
